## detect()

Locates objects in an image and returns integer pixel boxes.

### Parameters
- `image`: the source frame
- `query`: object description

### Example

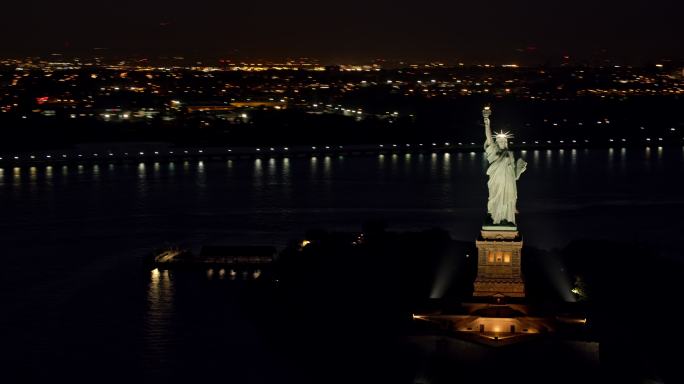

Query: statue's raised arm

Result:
[483,106,493,145]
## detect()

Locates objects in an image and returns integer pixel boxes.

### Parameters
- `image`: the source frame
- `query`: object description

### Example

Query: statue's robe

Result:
[484,141,520,224]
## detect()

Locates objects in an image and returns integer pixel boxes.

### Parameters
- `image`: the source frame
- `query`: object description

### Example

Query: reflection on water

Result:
[144,268,175,373]
[254,158,263,181]
[309,156,317,177]
[323,156,332,177]
[532,150,540,171]
[137,163,148,203]
[268,158,277,179]
[196,161,207,203]
[29,166,37,183]
[92,164,100,182]
[570,149,577,170]
[454,152,464,174]
[282,158,290,180]
[657,146,663,167]
[608,148,615,171]
[13,167,20,184]
[153,162,161,177]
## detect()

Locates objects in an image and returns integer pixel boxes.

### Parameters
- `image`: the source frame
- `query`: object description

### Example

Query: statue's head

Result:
[495,131,511,150]
[496,137,508,149]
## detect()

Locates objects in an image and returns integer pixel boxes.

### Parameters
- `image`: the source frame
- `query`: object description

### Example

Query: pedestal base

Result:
[473,227,525,298]
[473,279,525,297]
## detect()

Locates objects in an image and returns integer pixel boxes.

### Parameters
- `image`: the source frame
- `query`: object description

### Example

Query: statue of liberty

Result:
[482,106,526,225]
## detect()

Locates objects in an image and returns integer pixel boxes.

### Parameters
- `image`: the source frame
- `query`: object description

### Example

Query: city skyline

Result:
[3,1,683,64]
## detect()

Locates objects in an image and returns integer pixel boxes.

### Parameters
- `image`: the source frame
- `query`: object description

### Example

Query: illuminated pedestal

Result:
[473,226,525,298]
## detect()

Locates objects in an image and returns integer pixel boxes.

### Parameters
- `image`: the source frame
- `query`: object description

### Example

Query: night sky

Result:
[3,0,683,63]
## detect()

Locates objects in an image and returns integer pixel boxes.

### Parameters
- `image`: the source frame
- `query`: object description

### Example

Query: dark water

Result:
[1,148,683,382]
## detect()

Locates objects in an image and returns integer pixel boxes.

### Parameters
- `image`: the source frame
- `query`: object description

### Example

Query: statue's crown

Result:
[495,130,513,139]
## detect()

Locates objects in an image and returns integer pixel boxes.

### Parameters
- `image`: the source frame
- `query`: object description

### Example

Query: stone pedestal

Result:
[473,226,525,298]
